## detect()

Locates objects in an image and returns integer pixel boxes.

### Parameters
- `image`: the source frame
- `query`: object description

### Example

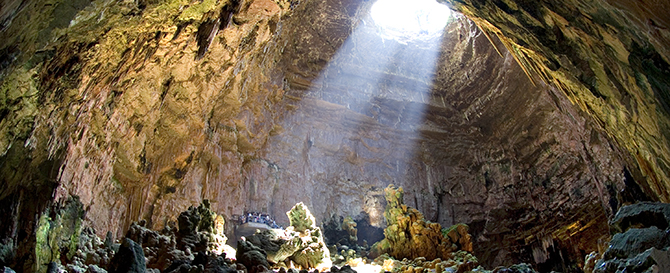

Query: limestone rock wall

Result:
[444,0,670,203]
[0,0,298,249]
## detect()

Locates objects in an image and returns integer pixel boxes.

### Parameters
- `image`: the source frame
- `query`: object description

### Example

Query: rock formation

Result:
[245,230,300,264]
[245,202,331,271]
[372,185,473,261]
[588,202,670,273]
[108,238,146,273]
[236,240,271,273]
[285,203,331,270]
[14,200,239,273]
[341,217,357,246]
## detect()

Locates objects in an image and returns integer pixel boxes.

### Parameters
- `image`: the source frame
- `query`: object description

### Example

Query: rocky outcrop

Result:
[18,200,238,273]
[125,221,191,271]
[341,217,357,246]
[108,238,146,273]
[590,202,670,273]
[236,240,271,273]
[175,200,230,256]
[32,197,86,273]
[285,203,331,270]
[241,203,331,271]
[245,230,298,264]
[372,185,473,261]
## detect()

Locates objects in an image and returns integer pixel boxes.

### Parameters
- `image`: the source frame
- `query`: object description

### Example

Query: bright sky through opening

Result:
[371,0,452,40]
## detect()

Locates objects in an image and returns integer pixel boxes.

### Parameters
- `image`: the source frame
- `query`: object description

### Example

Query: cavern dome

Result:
[0,0,669,272]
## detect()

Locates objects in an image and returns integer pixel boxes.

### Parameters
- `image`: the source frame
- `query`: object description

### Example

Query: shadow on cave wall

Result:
[0,142,66,272]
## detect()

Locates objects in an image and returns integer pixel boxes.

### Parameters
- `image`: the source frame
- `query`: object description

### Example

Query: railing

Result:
[233,212,282,229]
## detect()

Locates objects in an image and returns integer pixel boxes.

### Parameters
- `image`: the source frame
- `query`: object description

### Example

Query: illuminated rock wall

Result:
[445,0,670,203]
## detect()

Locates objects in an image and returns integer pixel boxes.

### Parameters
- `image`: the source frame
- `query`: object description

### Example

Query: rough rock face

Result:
[588,202,670,273]
[444,0,670,203]
[0,0,666,271]
[372,185,473,261]
[0,0,298,246]
[253,4,629,270]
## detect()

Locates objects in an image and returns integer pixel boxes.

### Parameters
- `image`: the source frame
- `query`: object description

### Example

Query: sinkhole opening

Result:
[370,0,453,41]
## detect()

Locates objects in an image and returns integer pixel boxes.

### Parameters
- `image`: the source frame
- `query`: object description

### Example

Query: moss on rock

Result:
[33,196,85,273]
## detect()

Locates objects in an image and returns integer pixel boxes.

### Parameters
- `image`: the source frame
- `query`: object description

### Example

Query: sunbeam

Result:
[267,2,455,271]
[371,0,452,42]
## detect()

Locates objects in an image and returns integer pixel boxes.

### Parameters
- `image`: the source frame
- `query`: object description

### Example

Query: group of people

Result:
[237,212,282,229]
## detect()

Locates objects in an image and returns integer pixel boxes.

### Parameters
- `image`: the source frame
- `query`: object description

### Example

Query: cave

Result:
[0,0,669,272]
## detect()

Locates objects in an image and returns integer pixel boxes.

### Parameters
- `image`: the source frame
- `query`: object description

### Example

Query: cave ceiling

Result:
[0,0,668,270]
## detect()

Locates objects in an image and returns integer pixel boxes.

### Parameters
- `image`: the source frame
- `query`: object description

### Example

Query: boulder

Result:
[603,226,670,259]
[236,240,271,270]
[108,238,147,273]
[246,230,301,263]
